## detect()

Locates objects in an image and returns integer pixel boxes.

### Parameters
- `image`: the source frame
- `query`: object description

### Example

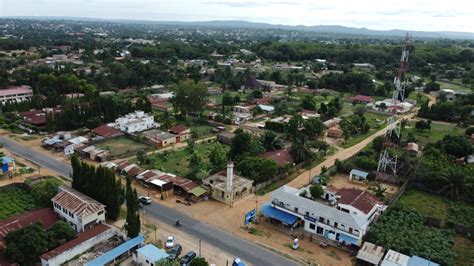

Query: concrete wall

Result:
[41,228,115,266]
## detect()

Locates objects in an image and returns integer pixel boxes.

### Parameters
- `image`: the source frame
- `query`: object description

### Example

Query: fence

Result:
[387,180,409,206]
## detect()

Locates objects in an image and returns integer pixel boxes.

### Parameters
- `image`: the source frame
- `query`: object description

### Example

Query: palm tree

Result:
[261,131,284,151]
[438,168,474,201]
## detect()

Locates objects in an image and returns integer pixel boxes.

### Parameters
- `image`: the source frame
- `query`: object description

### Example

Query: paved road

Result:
[0,136,297,266]
[142,202,298,266]
[0,136,72,178]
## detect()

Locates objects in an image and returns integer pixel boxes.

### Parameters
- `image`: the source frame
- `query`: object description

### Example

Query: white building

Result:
[114,111,156,134]
[267,186,386,246]
[133,244,169,266]
[51,186,106,232]
[0,85,33,104]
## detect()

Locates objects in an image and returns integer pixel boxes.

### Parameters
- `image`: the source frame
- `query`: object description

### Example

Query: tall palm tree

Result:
[438,168,474,201]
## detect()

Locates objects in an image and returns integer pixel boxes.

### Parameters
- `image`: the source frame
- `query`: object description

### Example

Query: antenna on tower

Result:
[377,34,412,175]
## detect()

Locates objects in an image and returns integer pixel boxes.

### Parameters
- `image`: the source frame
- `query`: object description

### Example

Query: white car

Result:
[138,196,152,205]
[165,236,175,248]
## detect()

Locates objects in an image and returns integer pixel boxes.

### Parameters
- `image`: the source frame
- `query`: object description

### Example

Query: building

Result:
[203,161,253,205]
[0,85,33,104]
[40,224,114,266]
[261,149,294,167]
[217,131,236,145]
[323,117,342,128]
[241,76,261,91]
[92,124,123,139]
[86,235,144,266]
[406,142,419,155]
[233,105,253,124]
[114,111,156,134]
[327,126,343,138]
[356,241,386,266]
[258,104,275,113]
[266,186,385,246]
[353,63,376,71]
[143,129,177,148]
[0,208,59,252]
[133,244,169,266]
[169,124,192,143]
[349,169,370,181]
[381,249,411,266]
[51,186,106,232]
[348,95,374,104]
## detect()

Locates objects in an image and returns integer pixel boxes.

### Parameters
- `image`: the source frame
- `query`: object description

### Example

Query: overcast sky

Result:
[1,0,473,32]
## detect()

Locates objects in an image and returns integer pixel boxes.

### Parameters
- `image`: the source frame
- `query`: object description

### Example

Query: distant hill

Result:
[5,17,474,40]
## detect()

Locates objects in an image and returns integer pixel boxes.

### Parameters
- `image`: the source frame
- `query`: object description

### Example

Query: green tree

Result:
[170,79,209,116]
[261,131,284,152]
[436,135,472,158]
[303,117,325,139]
[156,258,180,266]
[125,178,141,238]
[209,144,227,173]
[48,220,76,247]
[4,223,49,265]
[309,184,324,199]
[31,179,59,207]
[190,257,209,266]
[438,167,474,201]
[229,131,264,160]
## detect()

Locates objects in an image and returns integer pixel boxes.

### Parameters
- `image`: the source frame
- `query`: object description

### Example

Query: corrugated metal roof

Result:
[86,235,144,266]
[51,186,105,218]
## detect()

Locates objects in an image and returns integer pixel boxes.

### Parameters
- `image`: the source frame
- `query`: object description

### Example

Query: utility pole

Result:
[199,239,202,257]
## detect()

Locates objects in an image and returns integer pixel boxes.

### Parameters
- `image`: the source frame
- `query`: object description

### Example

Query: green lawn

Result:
[395,188,474,227]
[407,91,430,106]
[438,80,472,93]
[341,112,388,148]
[144,141,229,176]
[96,136,149,157]
[0,187,36,220]
[404,121,464,147]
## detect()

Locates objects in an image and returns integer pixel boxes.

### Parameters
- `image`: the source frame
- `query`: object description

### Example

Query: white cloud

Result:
[0,0,473,32]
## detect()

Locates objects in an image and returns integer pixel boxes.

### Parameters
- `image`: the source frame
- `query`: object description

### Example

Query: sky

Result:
[1,0,473,33]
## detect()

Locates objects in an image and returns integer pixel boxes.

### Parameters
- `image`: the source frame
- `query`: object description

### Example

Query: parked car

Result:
[138,196,152,205]
[167,244,182,260]
[179,251,196,266]
[165,236,175,248]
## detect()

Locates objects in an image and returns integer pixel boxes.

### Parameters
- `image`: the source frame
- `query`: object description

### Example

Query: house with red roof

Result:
[92,124,123,139]
[261,149,294,167]
[267,186,386,247]
[51,186,106,232]
[0,208,60,252]
[348,95,374,104]
[169,124,191,143]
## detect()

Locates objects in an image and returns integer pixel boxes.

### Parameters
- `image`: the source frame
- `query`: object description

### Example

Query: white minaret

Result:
[226,161,234,192]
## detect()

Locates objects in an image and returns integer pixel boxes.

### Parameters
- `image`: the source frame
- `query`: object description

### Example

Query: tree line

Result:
[71,156,122,220]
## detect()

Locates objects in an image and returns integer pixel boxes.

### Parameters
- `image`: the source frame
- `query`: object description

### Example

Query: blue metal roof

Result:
[1,156,14,164]
[260,203,298,225]
[86,235,144,266]
[350,169,369,178]
[408,256,440,266]
[137,244,168,262]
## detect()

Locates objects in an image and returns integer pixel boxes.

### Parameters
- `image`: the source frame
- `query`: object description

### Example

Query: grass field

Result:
[438,80,472,93]
[341,112,388,148]
[396,188,474,227]
[145,141,229,176]
[404,121,465,147]
[407,91,430,106]
[0,187,36,220]
[96,136,149,157]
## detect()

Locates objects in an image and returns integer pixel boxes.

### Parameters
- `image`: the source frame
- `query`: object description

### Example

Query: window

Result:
[294,207,298,213]
[309,223,316,230]
[334,222,338,228]
[306,211,309,216]
[341,208,350,213]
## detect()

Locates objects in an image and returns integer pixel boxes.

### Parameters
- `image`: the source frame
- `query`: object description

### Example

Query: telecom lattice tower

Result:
[377,34,411,174]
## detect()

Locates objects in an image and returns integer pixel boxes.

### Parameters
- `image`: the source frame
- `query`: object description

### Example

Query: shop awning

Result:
[260,203,298,226]
[189,186,207,197]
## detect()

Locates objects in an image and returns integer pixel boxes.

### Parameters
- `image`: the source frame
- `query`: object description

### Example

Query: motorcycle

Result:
[319,241,328,248]
[175,219,181,227]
